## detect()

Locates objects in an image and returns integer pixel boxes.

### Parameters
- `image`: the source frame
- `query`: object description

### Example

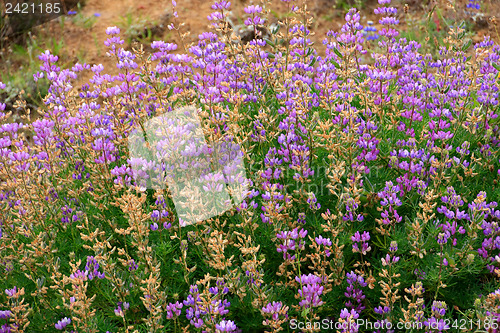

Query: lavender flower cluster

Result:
[0,0,499,331]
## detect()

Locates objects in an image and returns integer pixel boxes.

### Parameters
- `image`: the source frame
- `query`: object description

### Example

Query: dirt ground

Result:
[2,0,500,91]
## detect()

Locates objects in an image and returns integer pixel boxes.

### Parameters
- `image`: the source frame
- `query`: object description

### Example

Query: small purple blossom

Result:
[166,301,183,319]
[55,317,71,330]
[106,26,120,35]
[0,311,11,319]
[5,287,17,297]
[215,320,237,332]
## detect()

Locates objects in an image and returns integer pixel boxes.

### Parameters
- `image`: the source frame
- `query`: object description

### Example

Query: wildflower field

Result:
[1,0,500,332]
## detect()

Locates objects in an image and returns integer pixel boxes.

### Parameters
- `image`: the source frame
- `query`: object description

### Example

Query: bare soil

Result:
[2,0,500,93]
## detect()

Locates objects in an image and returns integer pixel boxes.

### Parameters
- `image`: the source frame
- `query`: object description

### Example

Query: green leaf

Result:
[261,83,268,95]
[301,307,310,319]
[330,59,341,69]
[309,56,317,67]
[166,85,175,99]
[444,252,455,267]
[461,39,472,52]
[264,38,276,48]
[333,47,343,59]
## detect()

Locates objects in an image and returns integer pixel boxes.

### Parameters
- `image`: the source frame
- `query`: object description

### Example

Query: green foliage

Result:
[70,3,98,30]
[115,11,156,46]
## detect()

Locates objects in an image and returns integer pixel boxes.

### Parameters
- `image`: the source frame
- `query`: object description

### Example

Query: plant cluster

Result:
[0,0,500,332]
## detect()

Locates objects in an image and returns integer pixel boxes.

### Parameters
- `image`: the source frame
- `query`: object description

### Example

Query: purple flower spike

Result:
[345,271,367,313]
[85,256,105,280]
[295,274,324,308]
[351,231,371,255]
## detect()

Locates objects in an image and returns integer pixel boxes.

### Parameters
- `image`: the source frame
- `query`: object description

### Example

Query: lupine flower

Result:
[338,308,359,332]
[345,271,367,312]
[363,21,379,41]
[342,195,364,222]
[1,1,500,331]
[127,259,138,271]
[382,252,400,266]
[424,301,450,331]
[373,306,392,332]
[466,0,480,10]
[377,181,403,233]
[276,228,307,260]
[114,304,124,317]
[315,235,332,246]
[85,256,105,280]
[166,301,183,319]
[0,311,11,319]
[295,274,324,308]
[351,231,371,255]
[215,320,237,332]
[5,287,17,297]
[262,301,287,321]
[55,317,71,330]
[106,26,120,35]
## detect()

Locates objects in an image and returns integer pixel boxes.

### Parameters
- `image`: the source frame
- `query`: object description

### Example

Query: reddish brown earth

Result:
[2,0,500,89]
